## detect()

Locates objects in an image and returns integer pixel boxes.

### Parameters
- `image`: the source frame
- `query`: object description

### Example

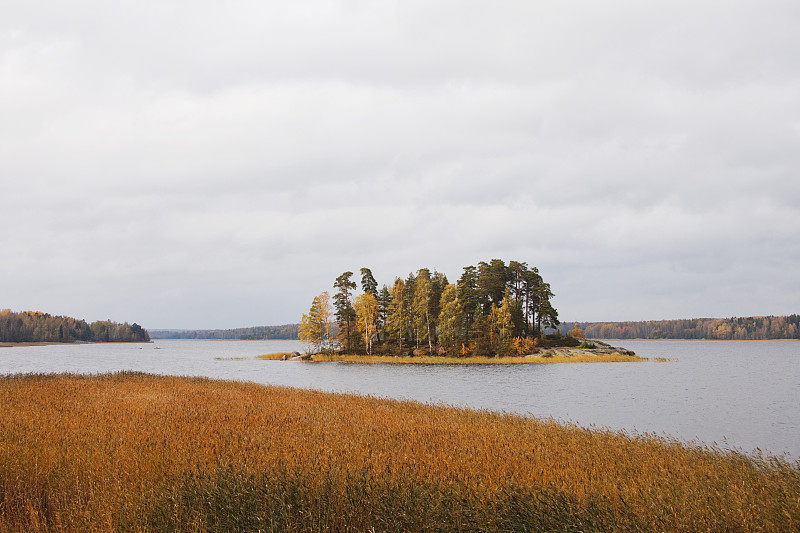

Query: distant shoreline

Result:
[559,315,800,341]
[592,338,799,342]
[0,341,88,348]
[0,341,151,348]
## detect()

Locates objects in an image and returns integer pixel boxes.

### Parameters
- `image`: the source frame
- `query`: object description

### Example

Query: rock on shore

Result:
[534,340,636,358]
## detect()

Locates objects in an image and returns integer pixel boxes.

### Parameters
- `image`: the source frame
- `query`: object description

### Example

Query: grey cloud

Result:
[2,0,798,327]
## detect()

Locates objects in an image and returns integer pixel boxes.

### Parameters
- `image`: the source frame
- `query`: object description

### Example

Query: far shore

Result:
[593,338,799,342]
[0,341,89,348]
[0,340,154,348]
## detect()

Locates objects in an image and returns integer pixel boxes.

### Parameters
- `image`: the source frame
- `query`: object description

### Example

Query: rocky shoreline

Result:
[533,339,637,358]
[281,339,637,362]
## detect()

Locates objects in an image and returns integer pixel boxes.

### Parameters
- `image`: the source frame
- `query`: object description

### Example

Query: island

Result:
[292,259,638,363]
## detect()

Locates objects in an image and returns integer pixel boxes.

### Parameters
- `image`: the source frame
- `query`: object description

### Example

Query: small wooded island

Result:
[295,259,637,363]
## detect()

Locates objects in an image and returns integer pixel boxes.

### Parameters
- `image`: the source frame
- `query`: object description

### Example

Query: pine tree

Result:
[535,282,558,334]
[457,265,479,333]
[360,267,378,296]
[412,269,433,353]
[477,259,509,313]
[437,283,464,355]
[377,284,391,345]
[333,272,358,353]
[386,278,411,351]
[522,267,544,336]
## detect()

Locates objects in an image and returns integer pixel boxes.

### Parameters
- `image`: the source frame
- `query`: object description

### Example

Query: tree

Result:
[437,283,464,355]
[333,272,358,353]
[377,284,391,344]
[457,265,479,332]
[534,282,558,334]
[412,269,434,354]
[404,272,416,329]
[0,310,148,343]
[508,261,530,335]
[508,261,528,302]
[569,322,585,339]
[385,278,411,351]
[299,292,333,354]
[305,258,563,356]
[477,259,509,313]
[489,287,515,356]
[429,270,448,344]
[522,267,544,336]
[469,304,490,356]
[360,267,378,296]
[299,297,321,353]
[354,292,379,355]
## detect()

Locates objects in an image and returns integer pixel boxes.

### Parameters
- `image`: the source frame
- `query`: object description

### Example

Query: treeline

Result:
[148,324,299,340]
[300,259,560,357]
[557,315,800,340]
[0,310,150,343]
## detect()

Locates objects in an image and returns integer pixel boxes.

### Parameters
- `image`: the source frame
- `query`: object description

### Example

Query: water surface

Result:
[2,339,797,459]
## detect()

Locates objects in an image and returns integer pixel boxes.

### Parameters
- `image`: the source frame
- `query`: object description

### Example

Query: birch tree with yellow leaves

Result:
[299,291,333,354]
[354,292,379,355]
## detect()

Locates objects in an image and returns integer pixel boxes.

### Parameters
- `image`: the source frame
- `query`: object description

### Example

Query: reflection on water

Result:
[1,339,798,459]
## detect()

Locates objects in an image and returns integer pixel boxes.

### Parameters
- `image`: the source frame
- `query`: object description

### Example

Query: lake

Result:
[1,339,797,460]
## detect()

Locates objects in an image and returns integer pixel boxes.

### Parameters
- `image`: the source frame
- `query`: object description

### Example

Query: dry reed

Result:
[256,352,294,360]
[0,372,797,532]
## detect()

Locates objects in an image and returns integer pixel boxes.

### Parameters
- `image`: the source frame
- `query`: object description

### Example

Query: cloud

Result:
[2,0,798,327]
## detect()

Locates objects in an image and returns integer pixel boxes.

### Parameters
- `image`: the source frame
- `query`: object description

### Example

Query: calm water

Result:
[1,339,798,460]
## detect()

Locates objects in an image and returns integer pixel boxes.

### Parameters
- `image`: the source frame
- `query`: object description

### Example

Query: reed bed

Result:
[313,353,644,364]
[0,372,797,532]
[256,352,293,360]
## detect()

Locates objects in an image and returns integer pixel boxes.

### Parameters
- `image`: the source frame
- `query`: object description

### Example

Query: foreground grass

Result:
[313,353,644,364]
[0,373,797,532]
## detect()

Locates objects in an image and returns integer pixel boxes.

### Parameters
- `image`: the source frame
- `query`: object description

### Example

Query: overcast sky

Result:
[2,0,799,329]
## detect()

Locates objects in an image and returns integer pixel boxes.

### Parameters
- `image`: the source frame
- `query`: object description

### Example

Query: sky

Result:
[2,0,799,329]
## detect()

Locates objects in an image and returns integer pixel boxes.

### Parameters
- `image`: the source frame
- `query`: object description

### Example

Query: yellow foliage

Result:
[569,322,585,339]
[354,292,379,355]
[511,336,539,355]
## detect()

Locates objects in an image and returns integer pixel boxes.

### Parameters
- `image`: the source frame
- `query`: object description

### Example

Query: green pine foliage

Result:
[319,260,559,357]
[333,272,359,353]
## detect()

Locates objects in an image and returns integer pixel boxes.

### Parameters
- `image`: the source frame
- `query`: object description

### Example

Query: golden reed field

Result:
[0,373,797,532]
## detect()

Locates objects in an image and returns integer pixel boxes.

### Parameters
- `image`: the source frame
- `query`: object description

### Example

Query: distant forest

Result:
[556,315,800,340]
[0,310,150,343]
[148,324,299,340]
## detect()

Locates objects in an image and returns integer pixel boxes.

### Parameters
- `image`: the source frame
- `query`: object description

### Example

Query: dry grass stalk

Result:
[0,372,797,532]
